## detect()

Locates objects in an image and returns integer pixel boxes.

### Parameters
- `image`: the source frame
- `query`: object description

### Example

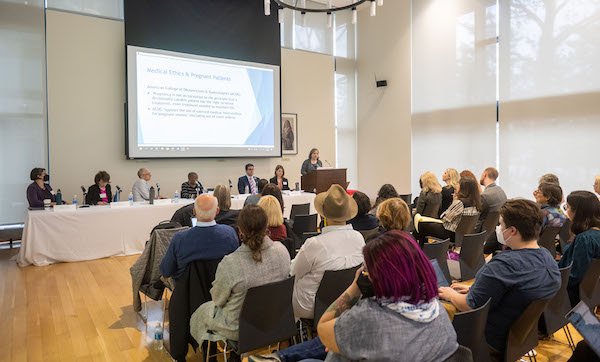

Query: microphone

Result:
[115,185,122,202]
[324,160,332,167]
[228,179,233,190]
[195,180,201,197]
[81,185,87,193]
[156,183,161,198]
[81,186,88,206]
[116,185,122,193]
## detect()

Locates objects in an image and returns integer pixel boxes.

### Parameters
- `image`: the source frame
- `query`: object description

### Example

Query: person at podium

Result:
[300,148,322,176]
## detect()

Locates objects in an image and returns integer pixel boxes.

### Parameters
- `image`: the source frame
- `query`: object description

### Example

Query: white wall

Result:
[356,0,412,200]
[45,10,335,201]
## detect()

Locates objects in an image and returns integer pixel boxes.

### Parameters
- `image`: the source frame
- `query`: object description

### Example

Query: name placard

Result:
[111,201,132,208]
[154,199,172,205]
[54,204,77,212]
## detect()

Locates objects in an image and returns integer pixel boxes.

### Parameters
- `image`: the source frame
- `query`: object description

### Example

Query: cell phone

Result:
[356,271,375,298]
[191,217,197,227]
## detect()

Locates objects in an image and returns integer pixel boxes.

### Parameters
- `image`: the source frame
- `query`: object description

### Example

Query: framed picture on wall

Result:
[281,113,298,155]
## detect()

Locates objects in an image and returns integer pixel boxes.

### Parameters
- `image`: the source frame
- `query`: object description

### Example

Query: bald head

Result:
[194,194,219,222]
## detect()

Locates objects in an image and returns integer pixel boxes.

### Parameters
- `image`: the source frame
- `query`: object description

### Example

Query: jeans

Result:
[277,337,327,362]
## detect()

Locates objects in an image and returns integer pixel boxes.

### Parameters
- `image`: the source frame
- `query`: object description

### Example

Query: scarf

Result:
[378,297,440,323]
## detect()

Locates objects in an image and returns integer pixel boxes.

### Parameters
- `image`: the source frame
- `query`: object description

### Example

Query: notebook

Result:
[566,301,600,357]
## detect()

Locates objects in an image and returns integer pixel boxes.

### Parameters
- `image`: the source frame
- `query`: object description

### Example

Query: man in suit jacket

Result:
[237,163,260,194]
[476,167,507,232]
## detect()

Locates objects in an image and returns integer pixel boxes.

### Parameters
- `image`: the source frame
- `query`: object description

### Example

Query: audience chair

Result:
[480,211,500,240]
[538,226,561,259]
[280,237,296,260]
[540,264,576,350]
[452,298,491,362]
[289,203,310,223]
[448,231,487,281]
[579,258,600,313]
[423,238,451,284]
[454,215,479,247]
[313,265,362,328]
[207,277,297,361]
[359,227,380,241]
[292,214,318,239]
[504,298,552,362]
[443,345,474,362]
[558,219,573,254]
[298,232,320,250]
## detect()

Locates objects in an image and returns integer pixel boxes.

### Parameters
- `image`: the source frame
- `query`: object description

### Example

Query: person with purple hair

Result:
[249,230,458,362]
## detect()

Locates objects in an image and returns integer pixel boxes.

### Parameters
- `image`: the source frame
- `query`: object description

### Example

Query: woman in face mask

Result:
[26,168,57,208]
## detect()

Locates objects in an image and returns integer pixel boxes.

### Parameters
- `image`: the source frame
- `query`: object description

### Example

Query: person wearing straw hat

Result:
[291,184,366,319]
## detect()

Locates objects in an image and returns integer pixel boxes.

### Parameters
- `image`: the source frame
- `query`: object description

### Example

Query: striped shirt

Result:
[441,199,480,232]
[181,181,202,199]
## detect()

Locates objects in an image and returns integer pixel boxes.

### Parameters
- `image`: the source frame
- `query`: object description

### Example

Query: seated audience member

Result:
[270,165,290,191]
[539,173,560,185]
[238,163,260,195]
[441,168,460,215]
[369,183,399,216]
[244,179,269,206]
[534,182,566,229]
[258,195,287,241]
[460,170,481,193]
[558,191,600,306]
[376,198,411,232]
[291,184,365,319]
[170,203,194,228]
[415,172,442,217]
[181,172,203,199]
[132,168,152,201]
[250,231,458,362]
[86,171,113,205]
[190,205,290,349]
[346,191,379,231]
[262,183,285,214]
[415,177,481,245]
[27,168,57,208]
[476,167,507,232]
[159,194,238,282]
[594,175,600,198]
[213,185,240,227]
[439,199,561,359]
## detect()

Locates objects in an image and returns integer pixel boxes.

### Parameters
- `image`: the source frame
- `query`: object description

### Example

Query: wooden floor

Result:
[0,248,582,362]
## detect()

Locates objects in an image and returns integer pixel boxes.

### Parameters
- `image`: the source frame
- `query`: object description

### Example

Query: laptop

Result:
[430,259,450,288]
[566,301,600,356]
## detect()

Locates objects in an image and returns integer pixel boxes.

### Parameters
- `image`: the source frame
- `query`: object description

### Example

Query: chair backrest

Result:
[504,298,552,362]
[538,226,561,258]
[423,238,451,284]
[443,345,474,362]
[579,258,600,312]
[452,298,491,362]
[292,214,318,237]
[459,231,487,281]
[359,227,380,241]
[454,215,479,246]
[237,277,297,354]
[558,219,573,250]
[279,237,296,260]
[480,210,500,240]
[170,203,195,228]
[298,231,320,250]
[399,194,412,204]
[313,265,362,327]
[290,203,310,222]
[541,263,573,335]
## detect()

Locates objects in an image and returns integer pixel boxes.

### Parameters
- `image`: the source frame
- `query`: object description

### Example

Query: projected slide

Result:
[126,46,281,158]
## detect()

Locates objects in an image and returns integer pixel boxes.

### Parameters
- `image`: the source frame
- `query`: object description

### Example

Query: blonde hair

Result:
[258,195,284,227]
[595,175,600,188]
[445,168,460,189]
[213,185,231,211]
[421,172,442,193]
[376,198,411,231]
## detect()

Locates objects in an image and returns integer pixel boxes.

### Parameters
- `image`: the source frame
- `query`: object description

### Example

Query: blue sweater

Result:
[160,223,239,280]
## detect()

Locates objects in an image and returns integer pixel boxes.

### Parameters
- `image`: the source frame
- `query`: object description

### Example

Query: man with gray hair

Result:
[160,194,239,281]
[132,168,152,201]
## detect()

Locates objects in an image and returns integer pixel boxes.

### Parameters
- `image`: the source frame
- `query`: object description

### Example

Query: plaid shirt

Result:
[441,199,480,232]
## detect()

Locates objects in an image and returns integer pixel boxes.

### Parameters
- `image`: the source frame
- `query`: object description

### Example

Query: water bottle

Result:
[73,195,78,206]
[174,190,179,202]
[154,322,164,350]
[56,189,62,205]
[129,192,133,205]
[149,186,155,204]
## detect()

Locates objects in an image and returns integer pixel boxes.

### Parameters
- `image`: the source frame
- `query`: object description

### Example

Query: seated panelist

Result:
[300,148,322,176]
[26,168,57,208]
[238,163,260,195]
[269,165,290,191]
[86,171,113,205]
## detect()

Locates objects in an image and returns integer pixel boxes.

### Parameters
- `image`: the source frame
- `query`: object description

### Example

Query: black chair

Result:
[359,227,380,241]
[538,226,561,259]
[558,219,573,254]
[540,264,576,349]
[399,193,412,204]
[298,231,320,250]
[443,345,474,362]
[280,237,296,260]
[292,214,318,238]
[479,211,500,241]
[452,298,491,362]
[423,238,451,284]
[504,298,552,362]
[290,203,310,222]
[454,215,479,247]
[313,265,362,328]
[449,231,487,281]
[579,258,600,313]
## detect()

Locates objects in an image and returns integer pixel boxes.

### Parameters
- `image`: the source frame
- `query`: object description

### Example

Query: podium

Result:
[301,168,347,194]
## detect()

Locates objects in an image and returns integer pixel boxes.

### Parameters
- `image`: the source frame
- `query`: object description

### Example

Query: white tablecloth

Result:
[17,191,316,267]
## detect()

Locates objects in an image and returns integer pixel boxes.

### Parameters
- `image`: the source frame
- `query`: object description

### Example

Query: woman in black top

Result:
[440,168,460,216]
[300,148,323,176]
[86,171,113,205]
[269,165,290,191]
[347,191,379,231]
